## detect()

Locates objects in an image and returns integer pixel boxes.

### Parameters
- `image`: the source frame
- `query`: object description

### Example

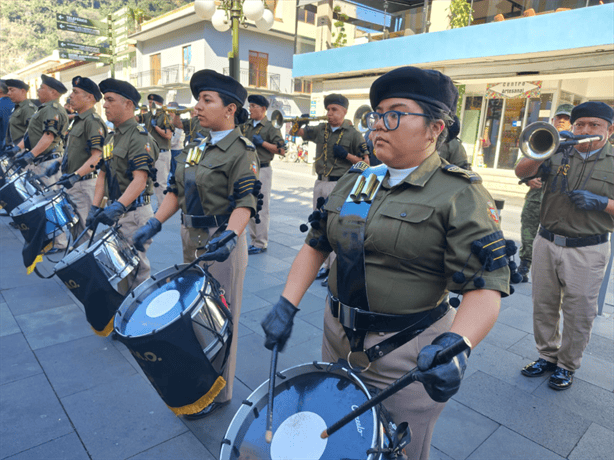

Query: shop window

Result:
[461,96,483,165]
[183,45,192,81]
[150,53,161,86]
[249,51,268,88]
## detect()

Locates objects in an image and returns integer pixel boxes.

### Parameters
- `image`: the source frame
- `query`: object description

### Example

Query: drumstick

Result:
[265,343,279,443]
[320,337,471,440]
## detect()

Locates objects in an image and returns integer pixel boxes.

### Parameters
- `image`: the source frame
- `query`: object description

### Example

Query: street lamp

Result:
[194,0,274,82]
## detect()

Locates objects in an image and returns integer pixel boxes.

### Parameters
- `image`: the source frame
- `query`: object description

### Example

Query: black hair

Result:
[415,100,451,151]
[218,93,249,125]
[0,81,7,94]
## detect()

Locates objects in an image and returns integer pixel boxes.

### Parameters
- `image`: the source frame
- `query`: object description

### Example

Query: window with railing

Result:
[249,51,268,88]
[150,53,161,86]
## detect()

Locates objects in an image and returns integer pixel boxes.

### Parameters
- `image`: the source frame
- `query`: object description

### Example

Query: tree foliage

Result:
[331,5,349,48]
[448,0,473,29]
[0,0,191,76]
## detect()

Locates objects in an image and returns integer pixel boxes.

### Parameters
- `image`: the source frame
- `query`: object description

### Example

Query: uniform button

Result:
[400,212,407,217]
[337,207,341,211]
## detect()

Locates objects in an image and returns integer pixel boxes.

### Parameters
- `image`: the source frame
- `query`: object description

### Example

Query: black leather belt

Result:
[182,213,230,229]
[317,174,341,181]
[539,226,609,248]
[81,172,98,181]
[260,162,270,168]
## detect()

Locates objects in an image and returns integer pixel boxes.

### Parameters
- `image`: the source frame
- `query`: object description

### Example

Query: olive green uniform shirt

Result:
[24,100,68,155]
[142,111,173,150]
[100,118,160,201]
[540,142,614,237]
[438,138,471,170]
[181,117,210,143]
[63,107,107,175]
[307,153,510,315]
[241,117,284,165]
[8,99,36,144]
[302,120,369,177]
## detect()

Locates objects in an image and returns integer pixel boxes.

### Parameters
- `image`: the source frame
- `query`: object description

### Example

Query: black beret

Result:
[190,70,246,107]
[41,74,68,95]
[370,66,458,114]
[570,101,614,125]
[447,115,461,141]
[72,76,102,101]
[248,94,269,108]
[99,78,141,107]
[5,79,29,91]
[147,93,164,104]
[324,93,349,109]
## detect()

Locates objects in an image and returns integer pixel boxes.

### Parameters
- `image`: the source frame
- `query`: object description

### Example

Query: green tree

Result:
[448,0,473,29]
[332,5,349,48]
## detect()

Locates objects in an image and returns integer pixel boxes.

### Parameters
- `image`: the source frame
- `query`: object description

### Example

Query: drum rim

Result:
[113,263,208,339]
[219,361,384,460]
[9,188,64,216]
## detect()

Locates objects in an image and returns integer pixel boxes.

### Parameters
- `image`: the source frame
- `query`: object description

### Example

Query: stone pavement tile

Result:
[504,290,534,313]
[4,432,89,460]
[242,269,285,294]
[496,307,533,334]
[294,291,326,318]
[454,371,591,457]
[0,302,20,337]
[466,426,564,460]
[481,320,528,350]
[575,353,614,391]
[584,332,614,363]
[0,374,73,458]
[246,253,292,274]
[111,338,150,383]
[258,240,301,260]
[3,282,76,316]
[34,334,138,398]
[507,333,539,361]
[429,446,454,460]
[300,306,325,330]
[14,304,91,350]
[128,432,216,460]
[61,373,187,460]
[241,292,273,314]
[431,399,499,460]
[280,336,323,369]
[592,314,614,340]
[0,333,42,385]
[568,422,614,460]
[239,305,270,336]
[252,282,284,304]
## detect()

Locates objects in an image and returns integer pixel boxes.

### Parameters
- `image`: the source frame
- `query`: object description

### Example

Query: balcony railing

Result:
[130,65,195,88]
[222,68,281,91]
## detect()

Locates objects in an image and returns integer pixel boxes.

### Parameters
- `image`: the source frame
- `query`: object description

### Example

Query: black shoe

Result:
[521,358,557,377]
[316,268,329,280]
[183,401,229,420]
[248,245,267,255]
[321,277,328,287]
[549,367,574,390]
[518,259,530,283]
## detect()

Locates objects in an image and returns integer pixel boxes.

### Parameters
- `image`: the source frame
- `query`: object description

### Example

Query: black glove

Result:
[3,145,21,158]
[151,118,157,128]
[252,134,264,147]
[14,151,35,168]
[199,230,237,262]
[45,161,61,177]
[333,144,348,160]
[416,332,470,403]
[57,173,81,189]
[261,296,300,351]
[85,205,102,228]
[568,190,609,212]
[93,201,127,227]
[133,217,162,252]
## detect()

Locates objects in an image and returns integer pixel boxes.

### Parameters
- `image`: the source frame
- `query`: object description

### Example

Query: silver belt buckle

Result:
[338,304,358,331]
[553,234,567,246]
[183,214,192,227]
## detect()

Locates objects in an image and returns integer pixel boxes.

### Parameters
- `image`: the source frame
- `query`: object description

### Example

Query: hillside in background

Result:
[0,0,192,76]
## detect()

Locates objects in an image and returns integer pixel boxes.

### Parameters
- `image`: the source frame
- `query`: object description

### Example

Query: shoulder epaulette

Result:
[52,102,59,109]
[442,164,482,184]
[239,136,256,151]
[348,161,370,174]
[28,102,36,108]
[136,124,148,134]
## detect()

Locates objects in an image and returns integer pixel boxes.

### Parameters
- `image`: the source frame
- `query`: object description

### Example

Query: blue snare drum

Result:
[0,170,43,214]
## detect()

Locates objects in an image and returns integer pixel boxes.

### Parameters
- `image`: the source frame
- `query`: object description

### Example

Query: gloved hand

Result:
[93,201,127,227]
[3,145,21,158]
[14,151,35,168]
[415,332,470,403]
[568,190,609,212]
[57,173,80,189]
[44,161,61,177]
[199,230,237,262]
[261,296,300,351]
[133,217,162,252]
[252,134,264,147]
[85,205,102,228]
[151,117,157,128]
[333,144,348,160]
[291,114,311,135]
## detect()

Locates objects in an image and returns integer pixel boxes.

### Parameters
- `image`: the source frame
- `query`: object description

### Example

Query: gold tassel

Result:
[91,317,114,337]
[168,376,227,416]
[26,242,54,274]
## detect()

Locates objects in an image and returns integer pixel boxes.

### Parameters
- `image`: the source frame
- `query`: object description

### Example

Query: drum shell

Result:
[0,171,42,214]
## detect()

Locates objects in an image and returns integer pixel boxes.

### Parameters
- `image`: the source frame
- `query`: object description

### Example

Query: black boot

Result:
[518,259,530,283]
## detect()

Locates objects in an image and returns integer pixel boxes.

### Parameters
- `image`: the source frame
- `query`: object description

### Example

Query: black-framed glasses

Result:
[365,111,430,131]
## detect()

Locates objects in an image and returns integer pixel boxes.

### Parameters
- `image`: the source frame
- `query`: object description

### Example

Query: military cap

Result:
[571,101,614,125]
[248,94,269,108]
[324,93,349,109]
[370,66,458,114]
[99,78,141,107]
[190,69,246,107]
[147,93,164,104]
[554,103,574,118]
[41,74,68,95]
[72,76,102,101]
[447,115,461,141]
[5,79,29,91]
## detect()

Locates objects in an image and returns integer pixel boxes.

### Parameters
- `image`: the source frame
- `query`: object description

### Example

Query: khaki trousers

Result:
[531,235,610,371]
[66,177,96,240]
[117,204,153,287]
[322,302,456,460]
[248,165,272,249]
[181,225,248,403]
[313,179,338,270]
[154,149,171,209]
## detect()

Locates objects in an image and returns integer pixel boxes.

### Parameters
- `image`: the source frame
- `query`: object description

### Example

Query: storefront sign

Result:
[486,81,542,99]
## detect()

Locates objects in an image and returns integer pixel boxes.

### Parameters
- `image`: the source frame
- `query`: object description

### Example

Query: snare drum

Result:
[220,362,386,460]
[114,264,232,415]
[54,227,140,336]
[0,170,43,213]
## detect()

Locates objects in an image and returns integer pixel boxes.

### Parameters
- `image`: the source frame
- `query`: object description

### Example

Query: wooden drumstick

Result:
[265,343,279,443]
[321,337,471,439]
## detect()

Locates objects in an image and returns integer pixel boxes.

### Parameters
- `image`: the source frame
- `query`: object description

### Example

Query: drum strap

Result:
[184,165,206,217]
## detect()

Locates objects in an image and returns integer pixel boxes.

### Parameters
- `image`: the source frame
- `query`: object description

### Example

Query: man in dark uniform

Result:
[517,101,614,390]
[438,115,471,170]
[5,79,36,148]
[0,80,15,148]
[141,94,173,208]
[90,79,160,286]
[55,76,107,239]
[242,94,285,254]
[172,107,209,145]
[14,75,68,185]
[293,94,369,285]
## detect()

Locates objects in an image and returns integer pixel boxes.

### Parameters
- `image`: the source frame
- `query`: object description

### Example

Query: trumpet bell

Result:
[520,122,560,161]
[353,105,371,133]
[271,109,284,130]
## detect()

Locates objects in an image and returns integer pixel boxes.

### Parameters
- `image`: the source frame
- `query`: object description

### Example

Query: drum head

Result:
[221,362,383,460]
[10,189,58,217]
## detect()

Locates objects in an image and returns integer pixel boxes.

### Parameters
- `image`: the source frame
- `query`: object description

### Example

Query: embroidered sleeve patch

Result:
[471,231,508,272]
[486,200,500,224]
[348,161,370,174]
[233,176,256,199]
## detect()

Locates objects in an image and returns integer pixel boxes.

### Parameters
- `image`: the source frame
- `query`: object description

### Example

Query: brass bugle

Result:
[271,110,328,130]
[160,105,195,115]
[519,122,603,161]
